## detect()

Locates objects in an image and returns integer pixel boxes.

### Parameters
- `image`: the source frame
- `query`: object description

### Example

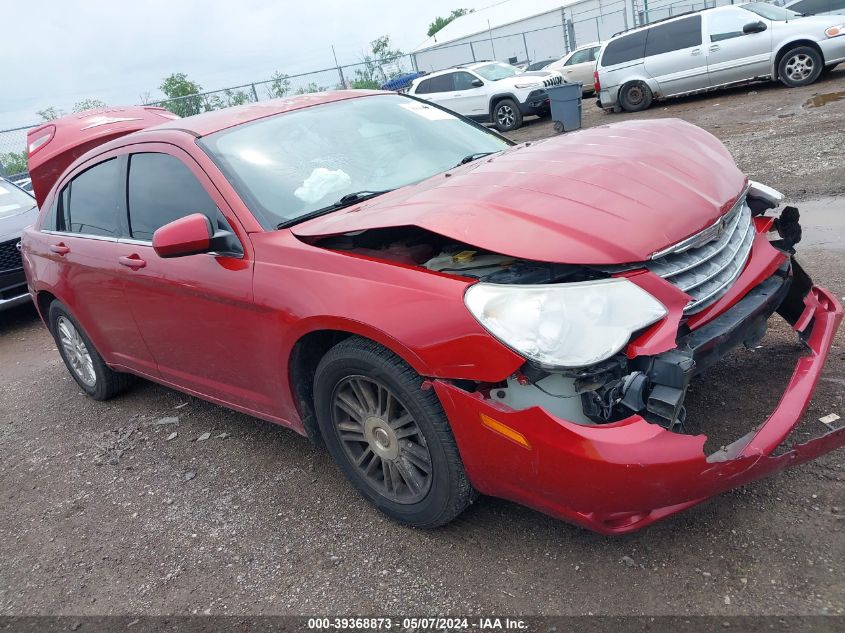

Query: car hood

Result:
[292,118,747,265]
[0,205,39,243]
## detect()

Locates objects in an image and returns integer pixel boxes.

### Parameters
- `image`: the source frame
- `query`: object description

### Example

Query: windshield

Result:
[0,179,36,219]
[200,94,510,228]
[741,3,802,19]
[473,63,522,81]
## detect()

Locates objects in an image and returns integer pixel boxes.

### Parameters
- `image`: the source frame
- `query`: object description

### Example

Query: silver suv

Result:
[596,2,845,112]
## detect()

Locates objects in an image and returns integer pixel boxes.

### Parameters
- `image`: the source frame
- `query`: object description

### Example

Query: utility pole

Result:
[332,45,347,88]
[487,19,497,60]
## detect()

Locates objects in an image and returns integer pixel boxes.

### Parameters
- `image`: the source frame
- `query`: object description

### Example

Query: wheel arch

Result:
[35,289,59,325]
[287,322,436,445]
[488,92,520,118]
[773,39,825,79]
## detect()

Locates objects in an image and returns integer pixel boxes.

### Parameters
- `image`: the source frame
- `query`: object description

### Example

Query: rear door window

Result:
[414,79,432,94]
[57,158,122,237]
[427,73,455,93]
[601,30,648,66]
[127,152,220,241]
[644,16,702,56]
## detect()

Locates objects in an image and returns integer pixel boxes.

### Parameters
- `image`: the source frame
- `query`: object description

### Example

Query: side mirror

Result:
[152,213,213,258]
[743,21,767,34]
[471,78,484,87]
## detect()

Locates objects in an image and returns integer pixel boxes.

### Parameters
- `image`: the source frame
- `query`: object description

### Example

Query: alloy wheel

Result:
[785,53,814,82]
[331,375,432,504]
[57,316,96,387]
[497,104,516,128]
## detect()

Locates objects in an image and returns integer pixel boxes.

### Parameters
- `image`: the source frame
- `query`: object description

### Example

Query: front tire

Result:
[778,46,823,87]
[493,98,523,132]
[313,337,475,528]
[48,301,135,400]
[619,81,653,112]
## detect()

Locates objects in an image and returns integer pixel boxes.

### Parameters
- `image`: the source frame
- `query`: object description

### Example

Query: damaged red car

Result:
[21,94,843,534]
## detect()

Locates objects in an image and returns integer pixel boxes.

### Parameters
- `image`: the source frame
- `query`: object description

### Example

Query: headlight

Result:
[464,278,667,368]
[514,81,542,89]
[825,24,845,37]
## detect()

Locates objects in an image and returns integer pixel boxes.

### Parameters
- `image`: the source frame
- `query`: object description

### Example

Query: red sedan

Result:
[21,93,843,534]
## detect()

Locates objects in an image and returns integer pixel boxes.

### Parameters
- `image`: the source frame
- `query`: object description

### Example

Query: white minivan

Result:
[595,2,845,112]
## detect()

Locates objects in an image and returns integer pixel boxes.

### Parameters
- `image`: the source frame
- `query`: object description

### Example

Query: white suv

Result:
[408,62,564,132]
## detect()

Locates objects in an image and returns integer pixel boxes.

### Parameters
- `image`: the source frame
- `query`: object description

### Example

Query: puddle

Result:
[803,91,845,108]
[792,197,845,251]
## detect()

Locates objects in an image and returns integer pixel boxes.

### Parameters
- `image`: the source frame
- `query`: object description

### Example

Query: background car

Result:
[784,0,845,15]
[0,177,37,311]
[408,61,564,131]
[524,58,558,71]
[596,2,845,112]
[544,42,603,93]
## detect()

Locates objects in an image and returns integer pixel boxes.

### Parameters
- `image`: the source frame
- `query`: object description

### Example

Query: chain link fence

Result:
[0,125,37,181]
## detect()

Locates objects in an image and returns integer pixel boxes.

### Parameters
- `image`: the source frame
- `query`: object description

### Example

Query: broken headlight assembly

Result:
[464,278,668,368]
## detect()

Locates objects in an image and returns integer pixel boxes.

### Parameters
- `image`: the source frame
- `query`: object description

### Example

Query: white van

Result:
[595,2,845,112]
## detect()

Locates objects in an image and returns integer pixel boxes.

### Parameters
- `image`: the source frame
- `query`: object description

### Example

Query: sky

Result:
[1,0,496,130]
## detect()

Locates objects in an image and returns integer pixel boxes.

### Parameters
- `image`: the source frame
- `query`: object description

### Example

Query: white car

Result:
[408,62,564,132]
[544,42,603,94]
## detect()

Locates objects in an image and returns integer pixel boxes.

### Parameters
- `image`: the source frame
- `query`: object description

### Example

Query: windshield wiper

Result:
[275,189,393,229]
[454,151,500,168]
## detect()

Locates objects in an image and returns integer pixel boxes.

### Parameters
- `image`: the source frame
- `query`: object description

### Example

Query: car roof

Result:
[608,4,746,39]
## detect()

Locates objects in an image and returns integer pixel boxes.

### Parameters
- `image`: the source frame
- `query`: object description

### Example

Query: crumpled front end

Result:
[432,193,844,534]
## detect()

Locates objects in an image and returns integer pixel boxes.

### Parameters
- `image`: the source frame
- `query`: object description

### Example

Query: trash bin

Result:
[547,83,583,133]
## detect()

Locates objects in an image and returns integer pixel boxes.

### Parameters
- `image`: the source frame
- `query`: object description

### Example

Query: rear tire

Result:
[619,81,653,112]
[48,301,135,400]
[493,98,523,132]
[313,336,476,528]
[778,46,823,87]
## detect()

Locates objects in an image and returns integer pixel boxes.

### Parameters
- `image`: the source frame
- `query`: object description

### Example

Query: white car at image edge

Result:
[408,62,564,132]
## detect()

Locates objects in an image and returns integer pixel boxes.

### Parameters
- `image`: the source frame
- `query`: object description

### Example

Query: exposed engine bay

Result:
[311,187,808,436]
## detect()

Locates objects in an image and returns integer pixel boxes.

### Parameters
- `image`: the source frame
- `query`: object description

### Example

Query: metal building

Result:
[411,0,734,71]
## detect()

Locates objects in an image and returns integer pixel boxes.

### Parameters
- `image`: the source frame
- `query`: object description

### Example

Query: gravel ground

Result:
[1,72,844,617]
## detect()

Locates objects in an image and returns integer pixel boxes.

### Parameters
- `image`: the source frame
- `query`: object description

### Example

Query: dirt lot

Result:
[1,71,844,617]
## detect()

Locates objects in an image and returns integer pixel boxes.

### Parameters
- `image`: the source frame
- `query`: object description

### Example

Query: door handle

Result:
[118,254,147,269]
[49,242,70,255]
[709,44,721,52]
[691,48,702,56]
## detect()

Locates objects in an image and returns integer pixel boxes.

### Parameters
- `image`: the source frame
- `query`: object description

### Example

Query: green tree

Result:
[427,8,472,37]
[352,35,404,89]
[72,98,107,113]
[159,73,204,117]
[267,71,291,98]
[295,82,327,95]
[0,151,28,175]
[36,106,62,122]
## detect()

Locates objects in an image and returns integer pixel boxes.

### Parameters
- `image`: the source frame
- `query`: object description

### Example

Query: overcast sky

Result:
[2,0,494,129]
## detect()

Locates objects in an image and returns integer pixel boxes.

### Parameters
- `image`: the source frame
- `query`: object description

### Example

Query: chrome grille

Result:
[646,198,754,314]
[0,239,22,274]
[543,75,563,88]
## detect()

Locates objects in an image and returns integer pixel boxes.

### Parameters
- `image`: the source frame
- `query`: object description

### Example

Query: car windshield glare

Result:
[199,95,510,228]
[0,180,36,219]
[473,63,522,81]
[741,2,802,19]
